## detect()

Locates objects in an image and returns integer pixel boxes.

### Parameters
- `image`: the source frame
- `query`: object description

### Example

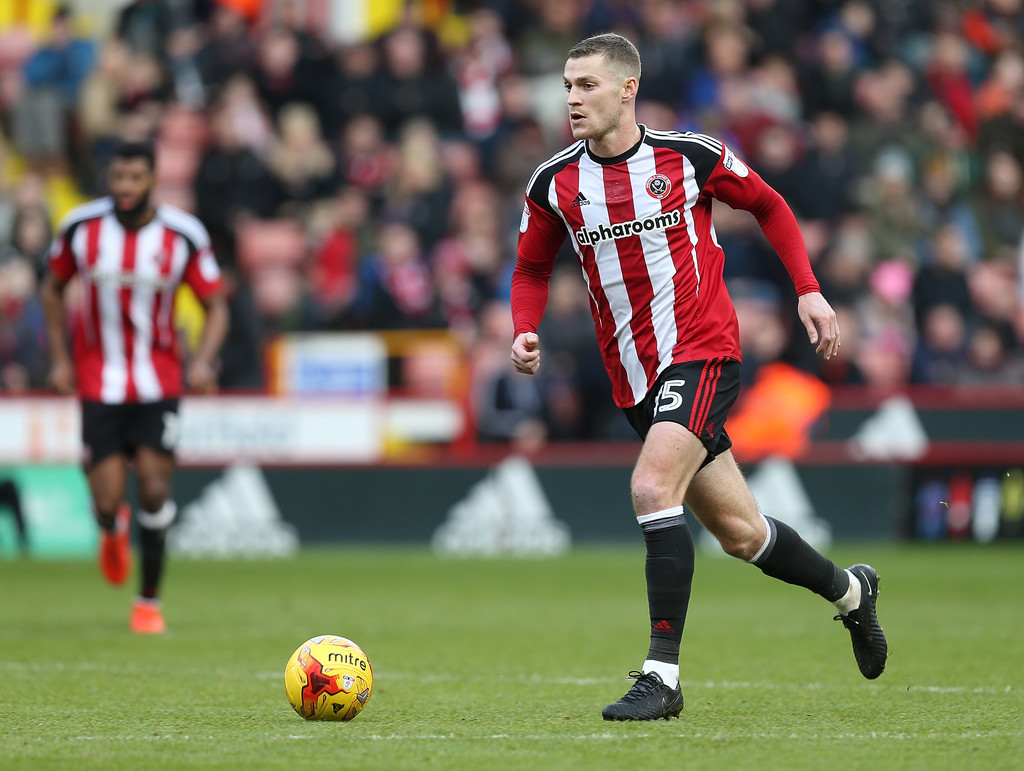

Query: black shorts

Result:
[623,358,740,466]
[81,399,180,469]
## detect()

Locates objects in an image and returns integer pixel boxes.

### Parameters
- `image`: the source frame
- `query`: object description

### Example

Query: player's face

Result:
[109,157,155,219]
[564,54,629,141]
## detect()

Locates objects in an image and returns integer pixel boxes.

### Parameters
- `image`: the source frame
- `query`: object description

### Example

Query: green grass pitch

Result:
[1,543,1023,770]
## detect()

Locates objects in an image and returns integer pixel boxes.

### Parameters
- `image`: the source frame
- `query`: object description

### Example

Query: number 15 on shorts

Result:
[655,379,687,414]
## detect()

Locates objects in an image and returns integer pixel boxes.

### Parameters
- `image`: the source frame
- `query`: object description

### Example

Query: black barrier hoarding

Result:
[168,461,903,547]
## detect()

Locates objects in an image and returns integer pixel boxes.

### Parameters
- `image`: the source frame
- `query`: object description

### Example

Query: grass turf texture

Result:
[1,544,1022,770]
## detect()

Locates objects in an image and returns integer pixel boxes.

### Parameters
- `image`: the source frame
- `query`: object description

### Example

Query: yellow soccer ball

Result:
[284,635,373,721]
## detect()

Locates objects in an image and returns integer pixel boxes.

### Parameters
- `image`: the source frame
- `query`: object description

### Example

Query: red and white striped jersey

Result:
[48,197,224,404]
[512,125,818,408]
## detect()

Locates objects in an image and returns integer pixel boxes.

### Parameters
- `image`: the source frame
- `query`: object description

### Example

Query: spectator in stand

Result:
[194,2,257,99]
[911,303,968,383]
[971,149,1024,261]
[115,50,173,138]
[816,215,877,307]
[977,49,1024,164]
[861,148,925,263]
[924,29,979,143]
[848,59,920,169]
[969,259,1022,348]
[253,25,332,134]
[326,41,381,139]
[913,223,974,328]
[686,21,751,126]
[352,221,443,330]
[305,186,370,328]
[453,8,514,150]
[0,208,50,390]
[193,100,281,265]
[115,0,177,61]
[491,75,552,193]
[918,152,982,260]
[792,112,857,226]
[379,119,452,252]
[631,0,697,108]
[374,26,463,137]
[12,5,95,173]
[431,179,503,335]
[266,102,339,215]
[958,322,1024,384]
[338,113,392,206]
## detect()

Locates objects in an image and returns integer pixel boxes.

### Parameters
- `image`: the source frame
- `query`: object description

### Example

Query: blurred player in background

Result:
[511,34,887,720]
[41,140,229,634]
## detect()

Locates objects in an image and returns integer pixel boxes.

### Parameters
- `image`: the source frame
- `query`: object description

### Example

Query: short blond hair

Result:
[567,33,641,82]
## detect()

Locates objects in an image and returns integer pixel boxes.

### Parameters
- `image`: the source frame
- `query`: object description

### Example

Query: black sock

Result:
[139,525,167,600]
[752,516,849,602]
[641,510,694,666]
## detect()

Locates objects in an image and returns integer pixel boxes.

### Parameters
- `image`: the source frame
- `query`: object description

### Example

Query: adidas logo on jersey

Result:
[570,192,590,208]
[574,209,681,246]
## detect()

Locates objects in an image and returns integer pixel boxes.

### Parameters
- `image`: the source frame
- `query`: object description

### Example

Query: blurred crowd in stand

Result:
[0,0,1022,444]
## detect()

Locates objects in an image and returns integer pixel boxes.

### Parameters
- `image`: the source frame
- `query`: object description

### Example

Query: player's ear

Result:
[622,76,638,103]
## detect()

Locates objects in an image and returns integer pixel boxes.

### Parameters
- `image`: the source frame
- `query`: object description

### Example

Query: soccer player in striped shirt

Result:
[41,141,229,634]
[510,34,887,720]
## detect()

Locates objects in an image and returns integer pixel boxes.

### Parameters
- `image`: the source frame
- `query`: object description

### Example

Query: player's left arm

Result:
[703,148,840,360]
[181,239,229,392]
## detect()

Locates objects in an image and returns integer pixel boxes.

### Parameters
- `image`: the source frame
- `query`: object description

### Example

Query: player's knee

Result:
[91,487,121,520]
[138,483,170,514]
[630,474,678,516]
[713,518,763,561]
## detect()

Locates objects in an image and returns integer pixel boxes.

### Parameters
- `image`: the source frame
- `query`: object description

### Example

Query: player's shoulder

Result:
[57,196,114,232]
[643,128,724,158]
[525,140,587,199]
[155,204,211,247]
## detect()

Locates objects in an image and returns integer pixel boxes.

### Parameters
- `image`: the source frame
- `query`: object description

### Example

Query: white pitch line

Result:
[30,730,1024,743]
[0,661,1017,696]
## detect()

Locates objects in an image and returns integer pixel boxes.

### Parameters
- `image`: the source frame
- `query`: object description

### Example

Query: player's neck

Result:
[587,122,642,160]
[116,206,156,230]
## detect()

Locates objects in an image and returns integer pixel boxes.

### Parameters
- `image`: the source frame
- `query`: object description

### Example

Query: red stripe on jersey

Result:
[601,163,660,391]
[554,163,631,402]
[77,217,105,399]
[652,146,702,355]
[689,357,723,435]
[121,228,139,402]
[154,226,177,349]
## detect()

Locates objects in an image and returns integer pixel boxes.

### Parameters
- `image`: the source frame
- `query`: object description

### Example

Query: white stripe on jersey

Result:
[626,145,679,387]
[96,215,129,404]
[680,154,703,298]
[130,223,164,401]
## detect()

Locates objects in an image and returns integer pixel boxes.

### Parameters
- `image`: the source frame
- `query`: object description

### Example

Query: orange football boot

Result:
[99,502,132,585]
[130,598,166,634]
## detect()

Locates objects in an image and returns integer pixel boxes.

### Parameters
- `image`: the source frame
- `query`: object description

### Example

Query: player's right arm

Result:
[40,219,80,394]
[510,192,567,375]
